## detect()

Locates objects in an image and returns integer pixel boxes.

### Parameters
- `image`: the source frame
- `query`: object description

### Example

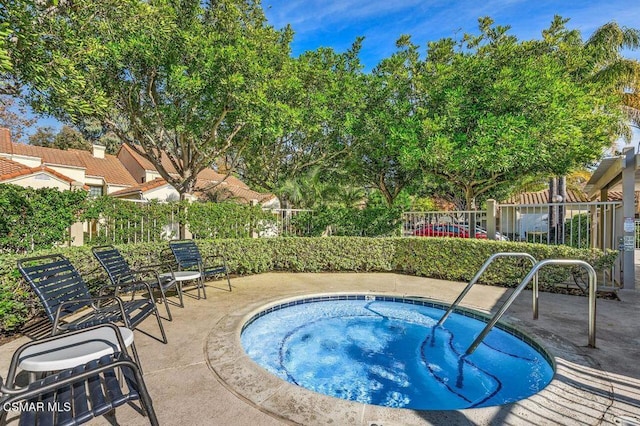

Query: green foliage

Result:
[564,213,591,248]
[186,202,273,239]
[0,184,87,253]
[0,237,617,334]
[291,206,402,237]
[409,18,623,208]
[4,0,293,195]
[29,125,92,151]
[82,197,179,245]
[239,43,364,206]
[0,21,11,73]
[348,36,423,206]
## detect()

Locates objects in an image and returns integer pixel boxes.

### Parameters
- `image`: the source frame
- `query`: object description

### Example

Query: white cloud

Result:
[264,0,640,67]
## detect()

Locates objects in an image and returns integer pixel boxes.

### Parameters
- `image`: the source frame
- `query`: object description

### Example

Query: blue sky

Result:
[28,0,640,144]
[263,0,640,69]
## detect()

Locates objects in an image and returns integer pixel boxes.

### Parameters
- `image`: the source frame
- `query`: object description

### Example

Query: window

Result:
[88,185,103,197]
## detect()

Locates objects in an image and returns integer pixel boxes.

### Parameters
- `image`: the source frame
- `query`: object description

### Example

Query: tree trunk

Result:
[179,192,189,240]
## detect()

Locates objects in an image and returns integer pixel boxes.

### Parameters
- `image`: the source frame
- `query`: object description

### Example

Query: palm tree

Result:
[585,22,640,137]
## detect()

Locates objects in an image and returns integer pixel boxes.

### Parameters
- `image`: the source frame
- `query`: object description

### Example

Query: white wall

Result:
[145,184,180,202]
[47,165,85,182]
[5,172,71,190]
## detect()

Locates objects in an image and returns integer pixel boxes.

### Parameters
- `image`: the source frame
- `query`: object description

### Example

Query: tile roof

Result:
[0,157,86,188]
[119,143,269,200]
[9,141,83,168]
[0,156,28,176]
[110,175,275,204]
[119,144,249,186]
[70,149,137,186]
[194,179,275,204]
[2,129,270,200]
[109,178,169,197]
[0,132,137,186]
[196,168,250,189]
[119,144,178,173]
[503,189,590,204]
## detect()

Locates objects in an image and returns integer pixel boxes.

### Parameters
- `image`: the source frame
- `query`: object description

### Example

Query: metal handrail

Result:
[465,259,597,355]
[437,252,539,327]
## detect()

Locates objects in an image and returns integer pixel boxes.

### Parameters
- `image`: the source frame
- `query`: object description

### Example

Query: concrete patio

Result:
[1,272,639,425]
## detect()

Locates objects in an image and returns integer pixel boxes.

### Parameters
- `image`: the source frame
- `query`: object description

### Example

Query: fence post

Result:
[250,199,259,238]
[69,221,84,246]
[486,199,497,240]
[622,148,636,289]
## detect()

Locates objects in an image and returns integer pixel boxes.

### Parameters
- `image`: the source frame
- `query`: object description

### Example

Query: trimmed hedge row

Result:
[0,237,617,334]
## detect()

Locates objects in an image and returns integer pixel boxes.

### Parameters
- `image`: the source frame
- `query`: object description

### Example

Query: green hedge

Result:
[0,237,617,334]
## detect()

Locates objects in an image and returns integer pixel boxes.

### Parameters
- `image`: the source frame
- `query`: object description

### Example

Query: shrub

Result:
[0,237,617,335]
[0,184,87,253]
[292,206,403,237]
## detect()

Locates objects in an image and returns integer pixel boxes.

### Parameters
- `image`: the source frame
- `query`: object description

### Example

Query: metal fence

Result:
[497,202,621,249]
[402,202,623,288]
[84,206,313,244]
[402,210,487,237]
[261,209,313,237]
[403,202,622,249]
[85,203,181,245]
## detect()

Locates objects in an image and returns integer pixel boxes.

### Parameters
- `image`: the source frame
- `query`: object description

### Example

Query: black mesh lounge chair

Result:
[169,240,232,299]
[17,254,168,360]
[0,324,159,426]
[92,245,182,321]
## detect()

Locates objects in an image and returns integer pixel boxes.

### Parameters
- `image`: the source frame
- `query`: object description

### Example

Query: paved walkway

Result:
[1,273,639,425]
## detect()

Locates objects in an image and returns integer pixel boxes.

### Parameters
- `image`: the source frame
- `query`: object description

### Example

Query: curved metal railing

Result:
[437,252,539,327]
[465,259,597,355]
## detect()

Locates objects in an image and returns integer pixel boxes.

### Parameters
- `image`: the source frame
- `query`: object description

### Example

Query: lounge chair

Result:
[92,245,183,321]
[0,324,158,426]
[17,254,168,363]
[169,240,232,298]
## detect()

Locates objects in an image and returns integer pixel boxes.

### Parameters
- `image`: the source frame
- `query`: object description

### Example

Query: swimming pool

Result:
[241,295,554,410]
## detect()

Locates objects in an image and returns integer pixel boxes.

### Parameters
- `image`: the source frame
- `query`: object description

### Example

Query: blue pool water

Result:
[241,296,554,410]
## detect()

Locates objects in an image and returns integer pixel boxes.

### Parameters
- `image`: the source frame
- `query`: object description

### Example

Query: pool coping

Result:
[205,291,608,425]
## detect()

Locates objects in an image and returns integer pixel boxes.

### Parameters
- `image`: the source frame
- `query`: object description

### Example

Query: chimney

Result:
[216,157,229,174]
[0,127,12,151]
[92,144,106,159]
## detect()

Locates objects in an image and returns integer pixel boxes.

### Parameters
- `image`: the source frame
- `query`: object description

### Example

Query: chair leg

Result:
[200,276,207,300]
[129,341,143,370]
[158,286,172,322]
[176,282,184,306]
[176,282,184,308]
[130,362,160,426]
[225,270,232,292]
[154,307,168,344]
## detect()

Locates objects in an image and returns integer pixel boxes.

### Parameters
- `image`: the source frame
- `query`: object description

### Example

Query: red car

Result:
[413,224,488,239]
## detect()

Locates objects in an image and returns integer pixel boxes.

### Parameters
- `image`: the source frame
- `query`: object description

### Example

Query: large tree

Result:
[405,18,623,208]
[236,42,363,207]
[3,0,292,197]
[348,36,424,207]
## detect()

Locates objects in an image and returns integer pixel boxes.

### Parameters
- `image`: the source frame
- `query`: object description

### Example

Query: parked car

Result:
[413,224,487,239]
[413,224,509,240]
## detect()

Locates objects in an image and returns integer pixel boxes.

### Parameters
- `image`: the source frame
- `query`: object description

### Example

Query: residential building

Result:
[0,128,277,207]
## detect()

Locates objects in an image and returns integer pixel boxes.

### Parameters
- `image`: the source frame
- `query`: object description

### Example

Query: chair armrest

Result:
[2,352,138,397]
[2,324,128,391]
[53,295,129,336]
[204,254,227,262]
[132,262,175,276]
[203,254,228,268]
[99,279,155,296]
